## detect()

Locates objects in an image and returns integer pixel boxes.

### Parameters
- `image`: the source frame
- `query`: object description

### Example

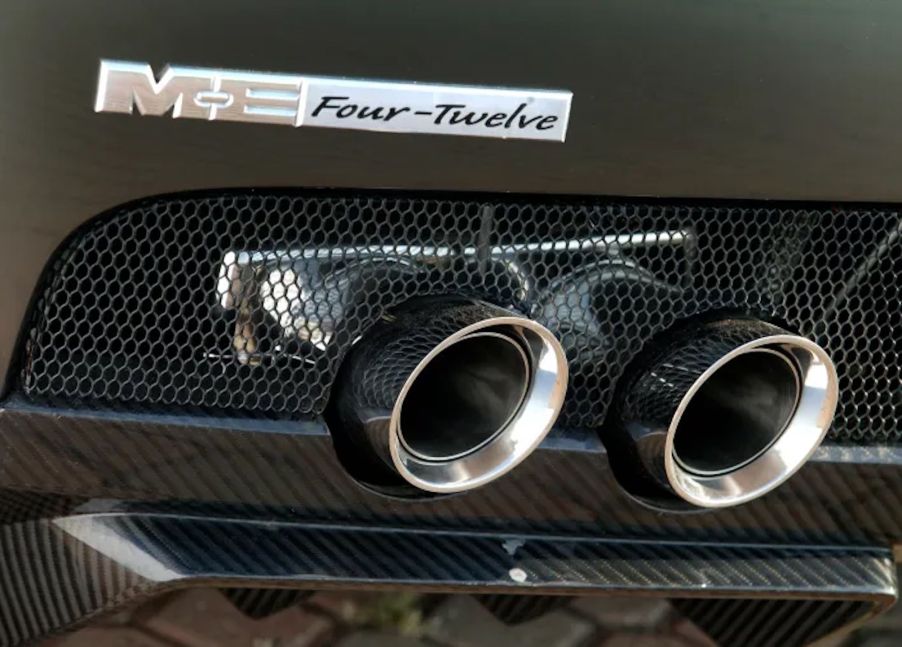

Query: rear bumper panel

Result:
[4,0,902,386]
[2,398,902,545]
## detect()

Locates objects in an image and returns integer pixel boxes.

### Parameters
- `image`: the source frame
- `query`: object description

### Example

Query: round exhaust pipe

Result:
[330,299,568,493]
[612,320,838,508]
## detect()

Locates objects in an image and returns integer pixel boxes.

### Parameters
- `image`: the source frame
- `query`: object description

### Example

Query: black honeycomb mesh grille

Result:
[19,192,902,444]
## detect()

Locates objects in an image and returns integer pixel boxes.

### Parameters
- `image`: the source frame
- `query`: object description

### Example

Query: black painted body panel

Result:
[3,0,902,383]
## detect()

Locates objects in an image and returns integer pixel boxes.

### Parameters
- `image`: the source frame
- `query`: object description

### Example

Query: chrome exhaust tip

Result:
[614,320,838,508]
[330,299,568,493]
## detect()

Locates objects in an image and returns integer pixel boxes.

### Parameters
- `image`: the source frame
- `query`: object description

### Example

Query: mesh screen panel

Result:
[20,193,901,443]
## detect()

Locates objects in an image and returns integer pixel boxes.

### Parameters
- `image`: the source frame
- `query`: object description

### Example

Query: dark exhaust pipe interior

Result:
[399,332,530,461]
[672,349,800,476]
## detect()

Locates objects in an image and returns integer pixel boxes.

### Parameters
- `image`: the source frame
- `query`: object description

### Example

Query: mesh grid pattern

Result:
[20,193,901,443]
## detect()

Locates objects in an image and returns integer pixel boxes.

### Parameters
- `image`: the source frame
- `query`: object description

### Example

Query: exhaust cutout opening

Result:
[399,332,530,461]
[672,349,800,476]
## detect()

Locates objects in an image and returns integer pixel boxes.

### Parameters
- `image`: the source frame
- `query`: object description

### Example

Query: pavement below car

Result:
[41,588,902,647]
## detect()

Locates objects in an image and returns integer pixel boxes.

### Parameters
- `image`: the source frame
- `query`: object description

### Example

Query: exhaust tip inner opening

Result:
[399,332,530,461]
[673,349,801,476]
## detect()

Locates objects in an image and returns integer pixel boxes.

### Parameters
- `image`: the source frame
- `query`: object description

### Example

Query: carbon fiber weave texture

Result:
[0,513,892,646]
[2,401,902,547]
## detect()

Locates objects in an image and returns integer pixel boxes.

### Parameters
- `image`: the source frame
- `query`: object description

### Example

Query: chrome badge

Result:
[94,60,572,142]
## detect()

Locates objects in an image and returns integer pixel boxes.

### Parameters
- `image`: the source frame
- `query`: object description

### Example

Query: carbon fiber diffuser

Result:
[328,298,568,493]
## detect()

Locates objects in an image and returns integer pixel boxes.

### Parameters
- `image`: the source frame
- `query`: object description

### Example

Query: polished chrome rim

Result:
[388,317,568,493]
[664,335,838,508]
